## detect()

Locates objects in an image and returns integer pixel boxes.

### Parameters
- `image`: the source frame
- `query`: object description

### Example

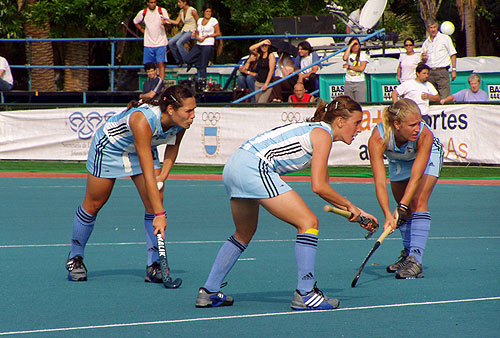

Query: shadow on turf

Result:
[87,268,187,279]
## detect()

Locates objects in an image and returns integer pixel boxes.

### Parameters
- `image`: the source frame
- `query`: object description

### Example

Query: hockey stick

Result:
[156,233,182,288]
[323,205,378,239]
[351,226,392,288]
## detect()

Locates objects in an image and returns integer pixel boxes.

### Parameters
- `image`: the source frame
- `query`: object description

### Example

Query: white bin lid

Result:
[364,57,399,74]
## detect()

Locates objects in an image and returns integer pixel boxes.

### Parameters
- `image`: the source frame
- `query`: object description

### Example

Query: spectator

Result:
[236,53,258,102]
[392,63,440,119]
[421,19,457,99]
[0,55,13,91]
[249,39,276,103]
[266,49,296,103]
[440,73,489,104]
[184,4,221,86]
[288,83,314,104]
[139,62,164,100]
[134,0,170,80]
[345,7,362,35]
[343,37,369,103]
[166,0,199,67]
[397,38,420,83]
[295,41,320,93]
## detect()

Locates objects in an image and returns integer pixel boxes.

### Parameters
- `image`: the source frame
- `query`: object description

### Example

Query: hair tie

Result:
[388,105,400,116]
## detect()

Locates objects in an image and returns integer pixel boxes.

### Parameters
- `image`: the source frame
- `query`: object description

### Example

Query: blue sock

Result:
[409,212,431,264]
[70,205,96,259]
[204,235,247,292]
[144,213,159,266]
[295,229,318,295]
[398,215,412,253]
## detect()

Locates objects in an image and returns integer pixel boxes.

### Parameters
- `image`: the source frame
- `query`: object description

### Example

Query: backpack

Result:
[142,6,164,18]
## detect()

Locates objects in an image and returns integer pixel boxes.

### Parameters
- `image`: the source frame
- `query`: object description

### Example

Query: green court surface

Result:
[0,177,499,337]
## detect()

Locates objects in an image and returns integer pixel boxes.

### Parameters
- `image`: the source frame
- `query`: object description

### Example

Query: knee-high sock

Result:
[144,213,159,266]
[70,205,96,259]
[204,235,247,292]
[295,229,318,295]
[398,215,412,253]
[409,212,431,264]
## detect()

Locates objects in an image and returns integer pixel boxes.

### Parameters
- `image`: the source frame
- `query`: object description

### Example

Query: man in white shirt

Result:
[0,56,14,91]
[134,0,169,80]
[392,63,440,122]
[421,20,457,99]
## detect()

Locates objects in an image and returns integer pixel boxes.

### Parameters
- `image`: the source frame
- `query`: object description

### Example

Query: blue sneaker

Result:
[291,283,339,311]
[195,287,234,308]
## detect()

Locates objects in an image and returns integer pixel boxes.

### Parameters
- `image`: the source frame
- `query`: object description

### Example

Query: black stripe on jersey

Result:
[107,123,128,137]
[92,135,110,177]
[258,159,278,198]
[264,142,302,162]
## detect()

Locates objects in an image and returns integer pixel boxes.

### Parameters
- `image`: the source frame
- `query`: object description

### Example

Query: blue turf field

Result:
[0,177,499,337]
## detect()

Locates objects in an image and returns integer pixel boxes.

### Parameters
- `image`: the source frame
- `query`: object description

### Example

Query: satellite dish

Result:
[359,0,387,29]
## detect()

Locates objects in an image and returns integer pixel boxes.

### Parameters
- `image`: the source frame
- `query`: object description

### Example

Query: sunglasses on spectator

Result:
[404,44,414,47]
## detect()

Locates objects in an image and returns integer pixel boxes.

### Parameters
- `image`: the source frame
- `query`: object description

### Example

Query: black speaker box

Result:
[273,15,337,35]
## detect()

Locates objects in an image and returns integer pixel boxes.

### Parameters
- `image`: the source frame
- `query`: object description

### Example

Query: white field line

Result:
[0,296,499,336]
[1,236,500,249]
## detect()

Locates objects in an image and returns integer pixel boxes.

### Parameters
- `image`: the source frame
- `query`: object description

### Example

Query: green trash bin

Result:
[365,57,399,103]
[318,63,347,102]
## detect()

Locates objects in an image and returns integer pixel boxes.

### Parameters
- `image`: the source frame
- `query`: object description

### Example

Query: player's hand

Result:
[421,92,428,99]
[358,211,379,232]
[440,99,446,105]
[383,216,397,234]
[451,70,457,81]
[153,214,167,239]
[346,204,361,223]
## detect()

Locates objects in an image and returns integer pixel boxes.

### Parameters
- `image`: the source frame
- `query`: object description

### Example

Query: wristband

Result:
[451,68,456,71]
[155,211,166,217]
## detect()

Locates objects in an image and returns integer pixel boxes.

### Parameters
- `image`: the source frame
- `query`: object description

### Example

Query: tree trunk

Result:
[23,21,57,92]
[418,0,443,26]
[63,41,89,91]
[464,1,476,56]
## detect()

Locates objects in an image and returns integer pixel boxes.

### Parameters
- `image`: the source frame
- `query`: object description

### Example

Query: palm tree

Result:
[417,0,443,25]
[457,0,477,56]
[63,40,89,92]
[19,0,57,91]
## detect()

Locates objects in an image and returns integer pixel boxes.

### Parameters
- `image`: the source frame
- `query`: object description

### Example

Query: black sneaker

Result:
[396,256,424,279]
[66,254,87,281]
[386,249,409,273]
[195,287,234,308]
[144,262,162,283]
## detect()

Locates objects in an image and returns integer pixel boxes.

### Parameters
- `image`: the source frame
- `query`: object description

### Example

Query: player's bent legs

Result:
[260,191,319,294]
[408,174,438,264]
[71,174,115,259]
[131,170,163,266]
[203,198,256,292]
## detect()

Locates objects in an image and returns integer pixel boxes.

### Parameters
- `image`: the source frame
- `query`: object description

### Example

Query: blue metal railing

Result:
[0,31,382,93]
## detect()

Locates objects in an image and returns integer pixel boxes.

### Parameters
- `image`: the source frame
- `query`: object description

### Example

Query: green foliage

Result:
[0,2,25,38]
[27,0,145,37]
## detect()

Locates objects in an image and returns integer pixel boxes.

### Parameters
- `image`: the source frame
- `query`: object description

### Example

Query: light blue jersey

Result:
[87,104,183,178]
[376,122,443,181]
[224,122,333,199]
[241,122,333,175]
